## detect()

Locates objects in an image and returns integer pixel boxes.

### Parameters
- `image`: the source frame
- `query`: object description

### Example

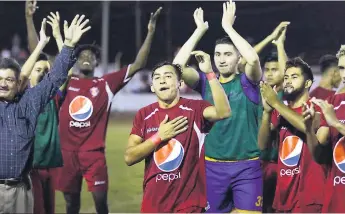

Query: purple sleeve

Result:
[193,71,207,99]
[240,73,261,105]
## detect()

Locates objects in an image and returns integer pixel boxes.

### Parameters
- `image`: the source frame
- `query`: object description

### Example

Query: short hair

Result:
[263,53,278,64]
[75,44,101,61]
[37,53,49,62]
[152,61,182,80]
[0,58,21,79]
[319,54,338,73]
[215,36,239,55]
[286,57,314,83]
[336,45,345,59]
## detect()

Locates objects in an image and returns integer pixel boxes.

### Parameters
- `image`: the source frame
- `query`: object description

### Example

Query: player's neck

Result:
[158,95,180,109]
[288,91,309,108]
[318,78,333,90]
[274,84,283,92]
[79,70,94,79]
[219,71,237,83]
[337,85,345,94]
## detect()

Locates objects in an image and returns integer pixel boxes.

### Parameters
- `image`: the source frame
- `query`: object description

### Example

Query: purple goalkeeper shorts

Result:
[205,159,263,213]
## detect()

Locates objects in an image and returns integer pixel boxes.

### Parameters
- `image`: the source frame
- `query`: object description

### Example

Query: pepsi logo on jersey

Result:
[333,137,345,186]
[279,136,303,177]
[69,96,93,128]
[154,138,184,182]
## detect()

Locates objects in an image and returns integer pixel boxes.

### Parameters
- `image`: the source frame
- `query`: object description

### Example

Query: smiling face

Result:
[151,65,181,103]
[0,68,18,101]
[76,49,98,76]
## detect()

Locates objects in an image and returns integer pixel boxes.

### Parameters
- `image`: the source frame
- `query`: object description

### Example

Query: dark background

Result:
[0,1,344,67]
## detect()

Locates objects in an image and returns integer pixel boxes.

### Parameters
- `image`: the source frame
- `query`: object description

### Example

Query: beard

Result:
[283,85,304,101]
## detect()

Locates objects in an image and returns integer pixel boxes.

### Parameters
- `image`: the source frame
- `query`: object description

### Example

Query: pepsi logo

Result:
[154,139,184,172]
[334,137,345,173]
[279,136,303,167]
[69,96,93,122]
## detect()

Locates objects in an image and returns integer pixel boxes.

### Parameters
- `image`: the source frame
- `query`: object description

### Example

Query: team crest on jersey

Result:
[334,136,345,173]
[69,96,93,121]
[279,136,303,167]
[90,87,99,97]
[154,138,184,172]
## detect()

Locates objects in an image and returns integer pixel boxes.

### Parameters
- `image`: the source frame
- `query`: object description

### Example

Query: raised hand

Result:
[47,12,62,39]
[302,102,315,131]
[194,7,209,32]
[158,115,189,141]
[148,7,162,33]
[25,0,37,17]
[191,50,213,74]
[260,82,279,108]
[270,22,290,41]
[63,15,91,47]
[311,98,338,127]
[38,18,50,45]
[272,25,288,46]
[222,0,236,31]
[260,82,274,113]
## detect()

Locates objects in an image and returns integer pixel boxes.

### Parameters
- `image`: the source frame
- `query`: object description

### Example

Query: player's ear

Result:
[305,79,312,89]
[178,80,185,89]
[150,84,155,93]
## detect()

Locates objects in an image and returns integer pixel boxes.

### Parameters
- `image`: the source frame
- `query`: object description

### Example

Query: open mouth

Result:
[219,65,228,68]
[159,87,169,91]
[82,62,91,66]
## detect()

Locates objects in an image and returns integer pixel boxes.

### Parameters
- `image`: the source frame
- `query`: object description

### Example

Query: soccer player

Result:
[259,57,326,212]
[302,45,345,213]
[125,49,231,212]
[310,54,340,99]
[260,27,288,213]
[55,8,161,214]
[173,1,263,212]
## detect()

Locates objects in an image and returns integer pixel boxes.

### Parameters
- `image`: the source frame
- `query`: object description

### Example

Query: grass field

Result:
[55,117,144,213]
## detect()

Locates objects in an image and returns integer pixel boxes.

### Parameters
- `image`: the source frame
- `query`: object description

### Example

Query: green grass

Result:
[55,119,144,213]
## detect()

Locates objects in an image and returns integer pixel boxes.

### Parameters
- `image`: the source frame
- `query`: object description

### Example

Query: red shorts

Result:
[30,168,56,214]
[276,204,322,213]
[262,161,277,212]
[55,149,108,193]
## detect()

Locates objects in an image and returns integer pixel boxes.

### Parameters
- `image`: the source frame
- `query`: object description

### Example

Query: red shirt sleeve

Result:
[102,65,132,94]
[130,109,144,138]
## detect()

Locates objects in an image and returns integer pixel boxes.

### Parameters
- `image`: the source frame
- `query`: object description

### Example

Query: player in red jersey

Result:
[55,8,162,214]
[259,57,327,212]
[310,54,340,100]
[125,48,231,212]
[302,45,345,213]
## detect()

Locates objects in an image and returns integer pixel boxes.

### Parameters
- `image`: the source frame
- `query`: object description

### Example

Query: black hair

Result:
[286,57,314,83]
[152,61,182,80]
[263,52,278,64]
[215,36,239,55]
[37,53,49,62]
[318,54,338,73]
[75,44,101,61]
[0,58,21,79]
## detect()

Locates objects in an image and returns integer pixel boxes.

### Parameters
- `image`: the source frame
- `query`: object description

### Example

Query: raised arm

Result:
[127,7,162,78]
[173,8,209,88]
[125,115,188,166]
[19,18,50,92]
[221,0,262,82]
[239,22,290,69]
[47,11,73,92]
[272,27,289,75]
[25,0,39,53]
[191,51,231,122]
[20,15,91,118]
[47,12,64,52]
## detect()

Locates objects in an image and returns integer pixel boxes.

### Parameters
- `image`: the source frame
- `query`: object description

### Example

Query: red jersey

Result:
[322,93,345,213]
[310,86,335,100]
[130,98,212,212]
[272,100,327,211]
[59,66,131,151]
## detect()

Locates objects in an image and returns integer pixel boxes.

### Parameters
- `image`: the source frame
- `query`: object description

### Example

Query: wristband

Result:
[206,72,216,81]
[150,133,162,146]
